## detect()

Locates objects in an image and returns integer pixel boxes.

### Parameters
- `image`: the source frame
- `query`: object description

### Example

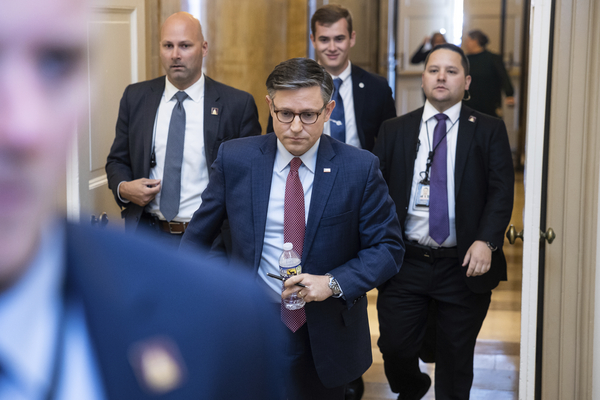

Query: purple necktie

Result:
[281,157,306,332]
[429,113,449,245]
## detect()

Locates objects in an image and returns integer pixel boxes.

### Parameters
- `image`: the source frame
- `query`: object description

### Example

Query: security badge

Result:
[128,336,188,394]
[415,182,430,208]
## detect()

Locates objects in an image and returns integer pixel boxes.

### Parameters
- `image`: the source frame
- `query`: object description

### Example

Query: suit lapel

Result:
[302,136,338,263]
[142,78,164,176]
[203,76,221,173]
[404,108,423,204]
[252,134,277,268]
[351,64,366,145]
[454,106,476,197]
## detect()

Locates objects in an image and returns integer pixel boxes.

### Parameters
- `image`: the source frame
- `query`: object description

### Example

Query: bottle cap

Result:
[283,242,293,251]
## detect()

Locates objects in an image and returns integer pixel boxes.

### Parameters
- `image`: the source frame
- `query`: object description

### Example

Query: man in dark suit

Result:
[180,57,404,400]
[267,4,396,152]
[373,44,514,400]
[0,1,281,399]
[106,12,260,245]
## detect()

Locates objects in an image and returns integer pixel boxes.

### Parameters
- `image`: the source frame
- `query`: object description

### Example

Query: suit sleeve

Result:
[381,84,397,123]
[327,156,404,304]
[476,120,515,247]
[410,44,428,64]
[372,120,392,179]
[493,54,515,97]
[179,145,229,254]
[237,93,262,138]
[106,86,135,208]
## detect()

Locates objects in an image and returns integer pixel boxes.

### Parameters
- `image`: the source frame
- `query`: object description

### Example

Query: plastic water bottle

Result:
[279,242,305,310]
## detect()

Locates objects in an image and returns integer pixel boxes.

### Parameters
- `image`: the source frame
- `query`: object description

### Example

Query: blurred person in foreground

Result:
[0,1,280,399]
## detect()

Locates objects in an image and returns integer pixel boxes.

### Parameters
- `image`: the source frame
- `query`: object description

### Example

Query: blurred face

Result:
[462,35,478,55]
[431,33,446,47]
[0,0,87,289]
[160,13,208,90]
[422,49,471,112]
[310,19,356,76]
[265,86,334,156]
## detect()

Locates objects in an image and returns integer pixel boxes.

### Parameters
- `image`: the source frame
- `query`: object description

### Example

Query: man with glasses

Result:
[181,58,404,399]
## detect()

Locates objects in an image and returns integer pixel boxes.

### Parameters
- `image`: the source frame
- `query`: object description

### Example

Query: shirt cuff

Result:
[117,181,130,204]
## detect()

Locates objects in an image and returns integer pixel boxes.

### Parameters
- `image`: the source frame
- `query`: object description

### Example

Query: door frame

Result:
[519,0,553,398]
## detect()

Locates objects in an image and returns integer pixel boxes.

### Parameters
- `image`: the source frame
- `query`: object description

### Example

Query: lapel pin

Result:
[468,116,476,123]
[323,168,331,173]
[128,336,187,395]
[211,107,219,115]
[358,82,365,88]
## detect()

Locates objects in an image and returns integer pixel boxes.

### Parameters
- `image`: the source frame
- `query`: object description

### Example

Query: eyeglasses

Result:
[272,102,327,125]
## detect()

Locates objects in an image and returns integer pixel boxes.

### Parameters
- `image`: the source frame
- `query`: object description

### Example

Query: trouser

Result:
[266,301,346,400]
[377,255,491,400]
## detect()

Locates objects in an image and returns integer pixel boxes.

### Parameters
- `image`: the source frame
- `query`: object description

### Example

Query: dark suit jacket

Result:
[266,64,396,152]
[105,75,261,230]
[373,105,514,293]
[64,223,282,399]
[180,133,404,387]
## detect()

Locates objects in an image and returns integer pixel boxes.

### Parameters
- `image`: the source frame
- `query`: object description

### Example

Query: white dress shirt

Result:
[146,75,208,222]
[404,100,462,248]
[0,224,105,400]
[258,138,320,294]
[323,62,361,148]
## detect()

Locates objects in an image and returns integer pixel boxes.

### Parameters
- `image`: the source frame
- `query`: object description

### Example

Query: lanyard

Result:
[419,116,458,184]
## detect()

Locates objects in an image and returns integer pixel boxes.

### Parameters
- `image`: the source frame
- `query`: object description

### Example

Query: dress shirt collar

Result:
[422,99,462,125]
[0,222,65,397]
[275,137,320,174]
[164,73,205,103]
[329,60,352,81]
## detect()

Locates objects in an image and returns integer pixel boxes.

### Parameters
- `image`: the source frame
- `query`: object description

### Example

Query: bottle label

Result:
[280,263,302,278]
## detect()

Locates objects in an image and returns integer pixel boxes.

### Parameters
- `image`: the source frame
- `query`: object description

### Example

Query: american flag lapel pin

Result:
[128,336,188,395]
[468,115,476,123]
[324,168,331,173]
[211,107,219,115]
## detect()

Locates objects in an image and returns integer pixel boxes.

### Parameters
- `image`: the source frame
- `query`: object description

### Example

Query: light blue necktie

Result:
[330,78,346,143]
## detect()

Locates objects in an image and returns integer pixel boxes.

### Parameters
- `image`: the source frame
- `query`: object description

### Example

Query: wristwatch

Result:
[325,273,342,298]
[486,242,498,252]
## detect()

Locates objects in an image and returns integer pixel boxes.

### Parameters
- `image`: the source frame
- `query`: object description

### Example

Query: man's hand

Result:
[119,178,161,206]
[462,240,492,277]
[282,274,332,303]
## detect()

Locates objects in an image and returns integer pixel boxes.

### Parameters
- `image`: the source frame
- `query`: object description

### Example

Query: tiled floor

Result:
[362,173,524,400]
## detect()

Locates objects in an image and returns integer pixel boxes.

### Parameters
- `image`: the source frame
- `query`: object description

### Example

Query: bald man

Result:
[106,12,261,247]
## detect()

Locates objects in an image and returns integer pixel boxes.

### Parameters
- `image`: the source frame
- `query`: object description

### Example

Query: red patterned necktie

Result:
[281,157,307,332]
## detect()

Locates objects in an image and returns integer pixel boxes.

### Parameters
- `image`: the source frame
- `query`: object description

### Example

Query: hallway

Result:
[362,173,524,399]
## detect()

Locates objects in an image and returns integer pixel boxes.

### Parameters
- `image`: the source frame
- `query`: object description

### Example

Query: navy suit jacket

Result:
[373,105,514,293]
[106,75,261,230]
[64,223,282,399]
[266,64,396,151]
[180,133,404,387]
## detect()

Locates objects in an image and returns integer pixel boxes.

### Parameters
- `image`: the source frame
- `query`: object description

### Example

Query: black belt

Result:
[404,241,458,264]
